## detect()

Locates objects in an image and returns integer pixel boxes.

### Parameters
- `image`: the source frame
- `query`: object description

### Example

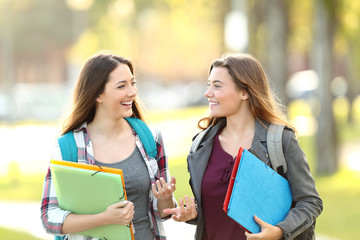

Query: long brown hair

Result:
[198,53,295,132]
[61,53,144,135]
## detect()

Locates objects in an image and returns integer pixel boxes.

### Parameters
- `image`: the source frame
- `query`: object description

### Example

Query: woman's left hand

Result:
[152,176,176,200]
[245,215,283,240]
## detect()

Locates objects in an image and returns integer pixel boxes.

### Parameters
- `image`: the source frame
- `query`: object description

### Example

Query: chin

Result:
[209,111,221,118]
[121,110,133,118]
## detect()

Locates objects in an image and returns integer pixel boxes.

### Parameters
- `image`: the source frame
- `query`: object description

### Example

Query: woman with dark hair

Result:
[41,53,176,240]
[164,54,323,240]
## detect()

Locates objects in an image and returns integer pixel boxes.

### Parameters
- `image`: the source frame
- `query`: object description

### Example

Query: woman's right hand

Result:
[163,195,198,222]
[102,201,134,225]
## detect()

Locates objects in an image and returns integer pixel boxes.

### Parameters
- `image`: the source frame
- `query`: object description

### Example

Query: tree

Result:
[312,0,338,174]
[264,0,289,105]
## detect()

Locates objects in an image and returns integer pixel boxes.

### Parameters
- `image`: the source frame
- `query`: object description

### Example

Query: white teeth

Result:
[209,102,218,106]
[121,101,132,105]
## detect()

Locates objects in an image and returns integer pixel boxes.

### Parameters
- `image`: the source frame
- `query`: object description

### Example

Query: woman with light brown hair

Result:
[164,53,322,240]
[41,53,176,240]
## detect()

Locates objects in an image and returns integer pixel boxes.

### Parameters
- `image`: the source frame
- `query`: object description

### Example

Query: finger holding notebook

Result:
[244,216,283,240]
[102,201,134,225]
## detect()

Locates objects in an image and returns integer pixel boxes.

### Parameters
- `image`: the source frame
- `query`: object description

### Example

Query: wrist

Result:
[97,211,109,226]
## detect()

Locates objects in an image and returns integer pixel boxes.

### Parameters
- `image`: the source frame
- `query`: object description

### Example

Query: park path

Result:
[0,200,195,240]
[0,200,341,240]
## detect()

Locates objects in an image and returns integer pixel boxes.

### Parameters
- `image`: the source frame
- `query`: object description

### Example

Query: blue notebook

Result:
[223,148,292,233]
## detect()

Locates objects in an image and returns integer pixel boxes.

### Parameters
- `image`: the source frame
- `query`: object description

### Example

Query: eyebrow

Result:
[115,77,135,85]
[208,79,224,84]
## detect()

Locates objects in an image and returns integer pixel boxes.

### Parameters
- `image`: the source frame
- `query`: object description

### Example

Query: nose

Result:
[128,85,137,97]
[204,87,212,98]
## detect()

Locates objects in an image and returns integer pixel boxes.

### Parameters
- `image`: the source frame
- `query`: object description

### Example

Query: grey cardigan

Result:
[187,118,323,240]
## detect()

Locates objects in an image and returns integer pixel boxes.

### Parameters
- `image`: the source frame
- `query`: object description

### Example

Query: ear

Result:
[96,95,103,103]
[240,89,249,100]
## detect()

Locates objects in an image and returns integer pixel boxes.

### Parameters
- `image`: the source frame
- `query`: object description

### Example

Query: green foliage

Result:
[0,226,43,240]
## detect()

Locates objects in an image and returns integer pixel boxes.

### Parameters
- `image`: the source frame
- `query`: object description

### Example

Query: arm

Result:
[276,130,323,239]
[152,176,176,218]
[41,143,71,235]
[62,201,134,234]
[152,130,177,218]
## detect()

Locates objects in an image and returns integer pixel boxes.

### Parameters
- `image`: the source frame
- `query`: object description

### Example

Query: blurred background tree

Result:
[1,0,360,239]
[1,0,360,173]
[2,0,360,174]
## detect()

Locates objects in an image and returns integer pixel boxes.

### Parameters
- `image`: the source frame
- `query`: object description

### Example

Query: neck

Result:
[222,111,256,140]
[87,115,128,137]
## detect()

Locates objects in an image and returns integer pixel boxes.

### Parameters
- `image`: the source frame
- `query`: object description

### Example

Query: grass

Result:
[315,169,360,240]
[0,226,43,240]
[0,173,45,201]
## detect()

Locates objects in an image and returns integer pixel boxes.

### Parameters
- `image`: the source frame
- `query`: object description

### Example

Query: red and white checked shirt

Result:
[41,122,173,240]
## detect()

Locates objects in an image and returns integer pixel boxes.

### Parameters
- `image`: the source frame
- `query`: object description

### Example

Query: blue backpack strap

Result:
[57,131,78,162]
[56,132,77,240]
[125,117,157,159]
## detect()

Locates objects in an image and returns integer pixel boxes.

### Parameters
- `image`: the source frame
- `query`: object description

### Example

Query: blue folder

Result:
[224,148,293,233]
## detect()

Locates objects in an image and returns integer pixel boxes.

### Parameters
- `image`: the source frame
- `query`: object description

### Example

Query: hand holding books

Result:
[101,201,134,226]
[223,148,292,234]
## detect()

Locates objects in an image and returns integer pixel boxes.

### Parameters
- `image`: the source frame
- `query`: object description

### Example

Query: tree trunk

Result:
[265,0,289,106]
[312,0,338,175]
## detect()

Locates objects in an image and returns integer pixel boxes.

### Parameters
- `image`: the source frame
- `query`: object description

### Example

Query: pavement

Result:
[0,200,342,240]
[0,200,195,240]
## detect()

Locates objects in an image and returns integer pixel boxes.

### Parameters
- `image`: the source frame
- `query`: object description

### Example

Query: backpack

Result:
[190,122,315,240]
[54,117,157,240]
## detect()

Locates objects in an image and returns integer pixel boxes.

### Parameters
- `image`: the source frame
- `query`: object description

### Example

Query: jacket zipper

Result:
[286,219,309,239]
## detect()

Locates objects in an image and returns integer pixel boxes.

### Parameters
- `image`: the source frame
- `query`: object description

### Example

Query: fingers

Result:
[253,215,267,228]
[172,198,185,221]
[152,177,175,200]
[189,196,197,218]
[105,201,134,225]
[173,196,198,222]
[163,208,178,216]
[117,201,129,208]
[170,176,176,188]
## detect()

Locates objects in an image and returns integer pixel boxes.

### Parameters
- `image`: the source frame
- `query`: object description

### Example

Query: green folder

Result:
[50,160,134,240]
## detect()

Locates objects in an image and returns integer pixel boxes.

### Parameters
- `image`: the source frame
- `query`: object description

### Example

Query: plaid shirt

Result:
[41,122,173,240]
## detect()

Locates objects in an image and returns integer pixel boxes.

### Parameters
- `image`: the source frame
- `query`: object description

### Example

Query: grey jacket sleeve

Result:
[276,130,323,239]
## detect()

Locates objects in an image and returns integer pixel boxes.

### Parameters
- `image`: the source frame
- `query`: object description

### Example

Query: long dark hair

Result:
[62,53,144,134]
[198,53,295,132]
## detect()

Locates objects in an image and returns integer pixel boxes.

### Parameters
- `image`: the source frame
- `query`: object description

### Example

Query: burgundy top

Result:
[201,132,246,240]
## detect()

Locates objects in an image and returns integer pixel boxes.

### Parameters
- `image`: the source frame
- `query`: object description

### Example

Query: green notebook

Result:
[50,161,134,240]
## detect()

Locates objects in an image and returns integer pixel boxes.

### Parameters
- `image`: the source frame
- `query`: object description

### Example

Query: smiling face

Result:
[96,63,137,120]
[205,66,249,118]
